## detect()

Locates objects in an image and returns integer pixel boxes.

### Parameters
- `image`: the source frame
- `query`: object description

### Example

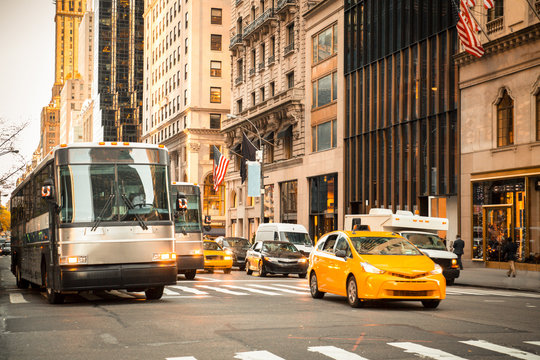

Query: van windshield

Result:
[280,232,312,246]
[402,233,447,251]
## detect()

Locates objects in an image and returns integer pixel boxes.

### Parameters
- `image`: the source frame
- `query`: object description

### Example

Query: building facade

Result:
[457,1,540,269]
[223,0,312,240]
[40,102,60,157]
[141,0,231,236]
[92,0,145,142]
[343,0,459,242]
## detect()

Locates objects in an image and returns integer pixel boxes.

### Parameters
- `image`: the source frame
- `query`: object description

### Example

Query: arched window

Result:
[231,190,238,208]
[497,89,514,147]
[203,173,225,216]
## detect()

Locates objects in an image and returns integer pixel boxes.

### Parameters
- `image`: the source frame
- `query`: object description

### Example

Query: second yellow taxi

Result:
[203,239,233,274]
[308,231,446,308]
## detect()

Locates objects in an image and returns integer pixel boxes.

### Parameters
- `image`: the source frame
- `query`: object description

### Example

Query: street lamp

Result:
[227,114,265,225]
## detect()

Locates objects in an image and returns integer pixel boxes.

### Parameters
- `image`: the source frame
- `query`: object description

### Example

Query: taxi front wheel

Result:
[347,276,364,308]
[421,299,440,309]
[309,272,325,299]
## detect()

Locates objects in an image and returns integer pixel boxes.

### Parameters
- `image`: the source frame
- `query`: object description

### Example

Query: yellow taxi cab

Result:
[203,239,233,274]
[308,231,446,309]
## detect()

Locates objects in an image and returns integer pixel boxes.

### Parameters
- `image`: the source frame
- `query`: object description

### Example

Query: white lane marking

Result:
[525,341,540,346]
[164,288,180,296]
[308,345,370,359]
[192,276,219,282]
[107,290,136,299]
[249,284,308,295]
[388,342,467,360]
[271,283,310,291]
[196,285,248,296]
[223,285,281,296]
[461,340,540,359]
[9,293,28,304]
[100,333,119,345]
[234,350,285,360]
[169,285,209,295]
[447,288,540,298]
[166,357,197,360]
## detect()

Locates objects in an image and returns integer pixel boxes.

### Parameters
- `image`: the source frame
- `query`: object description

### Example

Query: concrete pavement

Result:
[455,261,540,293]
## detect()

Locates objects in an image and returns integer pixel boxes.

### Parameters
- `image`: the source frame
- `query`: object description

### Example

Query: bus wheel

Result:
[15,264,29,289]
[46,287,65,304]
[145,286,164,300]
[184,270,196,280]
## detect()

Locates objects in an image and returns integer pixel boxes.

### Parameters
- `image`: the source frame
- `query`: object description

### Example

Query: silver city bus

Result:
[170,182,204,279]
[10,142,177,304]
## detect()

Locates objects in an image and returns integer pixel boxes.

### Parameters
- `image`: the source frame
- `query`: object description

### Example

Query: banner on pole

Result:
[247,161,261,197]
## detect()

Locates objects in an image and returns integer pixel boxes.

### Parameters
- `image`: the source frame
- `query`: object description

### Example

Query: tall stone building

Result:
[92,0,145,142]
[40,102,60,157]
[343,0,459,242]
[142,0,231,236]
[457,0,540,269]
[223,0,311,239]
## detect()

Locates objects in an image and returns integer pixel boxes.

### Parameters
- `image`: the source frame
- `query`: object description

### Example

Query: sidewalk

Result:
[454,263,540,293]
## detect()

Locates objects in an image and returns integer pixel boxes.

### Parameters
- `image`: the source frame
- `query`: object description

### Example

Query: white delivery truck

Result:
[254,223,314,256]
[344,208,460,285]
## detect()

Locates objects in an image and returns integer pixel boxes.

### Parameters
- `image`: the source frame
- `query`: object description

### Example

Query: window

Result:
[237,99,243,113]
[270,82,275,97]
[210,60,222,77]
[211,34,222,51]
[287,23,294,46]
[312,119,337,152]
[251,92,256,107]
[185,12,188,28]
[312,72,338,108]
[497,89,514,147]
[487,1,504,21]
[260,87,265,102]
[312,23,338,63]
[211,8,222,25]
[287,72,294,89]
[210,114,221,129]
[210,87,222,103]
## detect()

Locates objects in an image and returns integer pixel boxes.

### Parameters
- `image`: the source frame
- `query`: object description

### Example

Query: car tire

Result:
[421,299,440,309]
[446,278,454,286]
[299,273,307,279]
[15,263,29,289]
[347,275,364,308]
[145,286,164,300]
[224,268,232,274]
[258,260,266,277]
[239,265,246,271]
[43,267,64,304]
[246,262,253,275]
[309,272,325,299]
[184,270,197,280]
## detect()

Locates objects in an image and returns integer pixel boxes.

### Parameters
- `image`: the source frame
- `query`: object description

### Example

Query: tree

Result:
[0,118,28,194]
[0,205,10,231]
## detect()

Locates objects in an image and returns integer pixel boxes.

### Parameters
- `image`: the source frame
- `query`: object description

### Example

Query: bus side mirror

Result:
[41,180,56,203]
[176,196,187,213]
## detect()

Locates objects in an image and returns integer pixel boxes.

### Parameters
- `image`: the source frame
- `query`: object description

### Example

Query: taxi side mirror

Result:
[336,250,348,258]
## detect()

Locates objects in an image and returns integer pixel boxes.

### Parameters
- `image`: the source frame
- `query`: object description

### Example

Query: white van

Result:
[254,223,314,255]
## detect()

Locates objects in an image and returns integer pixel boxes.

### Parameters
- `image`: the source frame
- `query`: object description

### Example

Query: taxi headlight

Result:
[153,253,177,261]
[225,249,233,255]
[430,264,443,275]
[60,256,87,265]
[190,249,202,255]
[361,262,385,274]
[224,256,232,260]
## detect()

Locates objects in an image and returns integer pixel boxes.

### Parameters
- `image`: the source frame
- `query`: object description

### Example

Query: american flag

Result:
[212,145,229,191]
[484,0,494,9]
[457,0,485,58]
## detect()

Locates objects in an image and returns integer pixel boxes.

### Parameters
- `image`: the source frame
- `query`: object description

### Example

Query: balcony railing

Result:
[249,68,256,77]
[486,17,503,34]
[284,43,295,56]
[276,0,296,13]
[258,62,265,71]
[229,33,243,49]
[267,55,275,65]
[243,9,276,38]
[235,75,244,85]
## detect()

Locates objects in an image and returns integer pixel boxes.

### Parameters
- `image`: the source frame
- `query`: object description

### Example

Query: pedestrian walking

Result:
[503,237,518,277]
[452,234,465,270]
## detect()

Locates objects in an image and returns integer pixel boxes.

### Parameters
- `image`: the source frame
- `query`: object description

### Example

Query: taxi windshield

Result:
[203,242,222,251]
[350,236,422,256]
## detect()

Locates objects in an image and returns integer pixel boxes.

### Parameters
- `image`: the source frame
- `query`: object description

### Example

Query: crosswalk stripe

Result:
[525,341,540,346]
[196,285,248,295]
[271,284,310,291]
[166,357,197,360]
[223,285,281,296]
[9,293,28,304]
[388,342,467,360]
[308,345,369,359]
[233,350,285,360]
[249,284,308,294]
[164,288,181,296]
[170,285,209,295]
[461,340,540,359]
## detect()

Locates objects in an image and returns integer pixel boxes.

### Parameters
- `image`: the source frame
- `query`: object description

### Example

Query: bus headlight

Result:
[451,259,459,269]
[153,253,177,261]
[60,256,87,265]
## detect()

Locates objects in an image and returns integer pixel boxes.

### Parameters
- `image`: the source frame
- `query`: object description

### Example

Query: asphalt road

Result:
[1,256,540,360]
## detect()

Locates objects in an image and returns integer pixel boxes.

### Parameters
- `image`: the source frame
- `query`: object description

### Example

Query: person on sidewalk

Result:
[452,234,465,270]
[503,237,518,277]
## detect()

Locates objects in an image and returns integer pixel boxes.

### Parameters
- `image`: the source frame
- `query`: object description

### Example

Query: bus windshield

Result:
[171,184,202,233]
[59,164,170,224]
